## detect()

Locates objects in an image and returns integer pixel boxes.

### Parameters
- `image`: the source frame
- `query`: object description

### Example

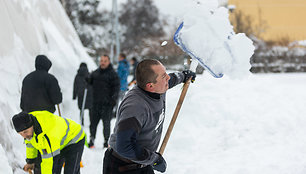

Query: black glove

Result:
[152,153,167,173]
[182,70,196,83]
[85,76,92,85]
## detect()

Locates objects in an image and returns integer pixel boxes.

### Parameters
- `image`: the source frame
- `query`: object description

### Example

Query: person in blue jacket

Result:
[117,53,130,101]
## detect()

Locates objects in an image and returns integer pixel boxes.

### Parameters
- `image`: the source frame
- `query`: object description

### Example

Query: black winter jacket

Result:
[20,55,62,113]
[73,65,93,109]
[89,64,120,105]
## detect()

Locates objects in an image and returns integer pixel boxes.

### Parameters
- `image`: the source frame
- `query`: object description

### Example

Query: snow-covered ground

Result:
[80,72,306,174]
[3,71,306,173]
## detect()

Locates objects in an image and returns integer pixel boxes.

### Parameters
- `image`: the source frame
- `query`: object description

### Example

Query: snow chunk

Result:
[178,1,255,79]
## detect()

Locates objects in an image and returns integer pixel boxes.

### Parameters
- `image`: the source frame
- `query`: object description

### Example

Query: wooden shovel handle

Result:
[158,78,191,155]
[57,104,61,117]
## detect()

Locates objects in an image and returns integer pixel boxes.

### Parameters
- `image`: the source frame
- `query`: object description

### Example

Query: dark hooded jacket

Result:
[88,64,120,105]
[20,55,62,113]
[73,63,93,110]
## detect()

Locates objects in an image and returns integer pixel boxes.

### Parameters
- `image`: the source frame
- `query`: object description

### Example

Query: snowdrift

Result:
[0,0,95,172]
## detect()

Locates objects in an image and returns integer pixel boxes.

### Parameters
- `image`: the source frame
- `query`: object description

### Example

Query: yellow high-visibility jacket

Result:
[25,111,85,174]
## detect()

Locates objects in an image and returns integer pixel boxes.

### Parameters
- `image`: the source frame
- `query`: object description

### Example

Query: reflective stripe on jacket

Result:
[25,111,85,174]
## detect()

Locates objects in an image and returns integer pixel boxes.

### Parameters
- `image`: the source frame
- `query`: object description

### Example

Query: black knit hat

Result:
[12,112,33,132]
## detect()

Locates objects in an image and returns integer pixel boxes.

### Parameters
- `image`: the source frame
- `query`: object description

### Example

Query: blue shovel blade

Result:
[173,22,223,78]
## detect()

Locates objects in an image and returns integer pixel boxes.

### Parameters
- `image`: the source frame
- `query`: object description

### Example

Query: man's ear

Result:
[146,83,154,91]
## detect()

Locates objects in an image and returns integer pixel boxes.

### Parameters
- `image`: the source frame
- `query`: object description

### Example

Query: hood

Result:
[77,66,89,76]
[35,55,52,71]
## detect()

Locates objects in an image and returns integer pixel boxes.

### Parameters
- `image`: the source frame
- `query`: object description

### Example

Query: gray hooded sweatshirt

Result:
[108,72,185,165]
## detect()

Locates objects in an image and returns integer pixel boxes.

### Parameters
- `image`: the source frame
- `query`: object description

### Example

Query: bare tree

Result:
[119,0,165,55]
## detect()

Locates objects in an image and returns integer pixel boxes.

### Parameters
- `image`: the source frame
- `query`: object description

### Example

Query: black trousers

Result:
[103,148,154,174]
[90,104,113,142]
[53,137,85,174]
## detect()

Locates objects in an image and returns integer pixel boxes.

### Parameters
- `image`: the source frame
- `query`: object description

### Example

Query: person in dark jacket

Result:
[104,59,196,174]
[20,55,62,113]
[19,55,62,174]
[73,62,93,125]
[87,55,120,148]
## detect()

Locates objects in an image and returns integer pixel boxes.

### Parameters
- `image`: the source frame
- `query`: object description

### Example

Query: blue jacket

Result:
[117,59,130,91]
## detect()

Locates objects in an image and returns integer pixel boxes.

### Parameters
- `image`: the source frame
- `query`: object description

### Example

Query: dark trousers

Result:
[33,153,41,174]
[53,138,85,174]
[90,104,113,142]
[103,149,154,174]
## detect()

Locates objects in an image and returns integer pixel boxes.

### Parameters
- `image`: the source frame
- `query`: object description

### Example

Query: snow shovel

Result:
[159,21,223,155]
[80,88,88,126]
[57,104,61,117]
[79,88,88,167]
[158,22,201,155]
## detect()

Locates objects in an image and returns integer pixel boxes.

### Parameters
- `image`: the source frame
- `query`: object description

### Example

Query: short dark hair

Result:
[136,59,161,89]
[131,57,137,62]
[101,55,110,59]
[119,53,126,59]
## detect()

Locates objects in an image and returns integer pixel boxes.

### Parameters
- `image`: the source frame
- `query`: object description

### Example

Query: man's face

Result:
[151,64,170,94]
[100,56,110,69]
[18,126,34,140]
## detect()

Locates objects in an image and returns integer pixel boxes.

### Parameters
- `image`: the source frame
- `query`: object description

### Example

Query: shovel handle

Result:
[158,78,191,155]
[28,169,33,174]
[57,104,61,117]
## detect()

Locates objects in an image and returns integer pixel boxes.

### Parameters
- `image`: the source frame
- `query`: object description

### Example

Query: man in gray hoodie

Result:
[104,59,196,174]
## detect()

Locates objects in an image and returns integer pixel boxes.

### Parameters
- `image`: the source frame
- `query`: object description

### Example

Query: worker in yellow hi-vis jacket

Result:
[12,110,85,174]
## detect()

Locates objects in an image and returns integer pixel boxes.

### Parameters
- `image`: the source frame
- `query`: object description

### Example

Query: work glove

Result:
[152,152,167,173]
[182,70,196,83]
[85,76,93,85]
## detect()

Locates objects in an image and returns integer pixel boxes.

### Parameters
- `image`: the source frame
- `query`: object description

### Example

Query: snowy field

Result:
[79,72,306,174]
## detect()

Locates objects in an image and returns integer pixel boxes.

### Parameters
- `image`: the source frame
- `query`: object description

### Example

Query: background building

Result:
[229,0,306,42]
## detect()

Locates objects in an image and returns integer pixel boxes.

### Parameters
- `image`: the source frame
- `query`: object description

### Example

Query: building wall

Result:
[228,0,306,41]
